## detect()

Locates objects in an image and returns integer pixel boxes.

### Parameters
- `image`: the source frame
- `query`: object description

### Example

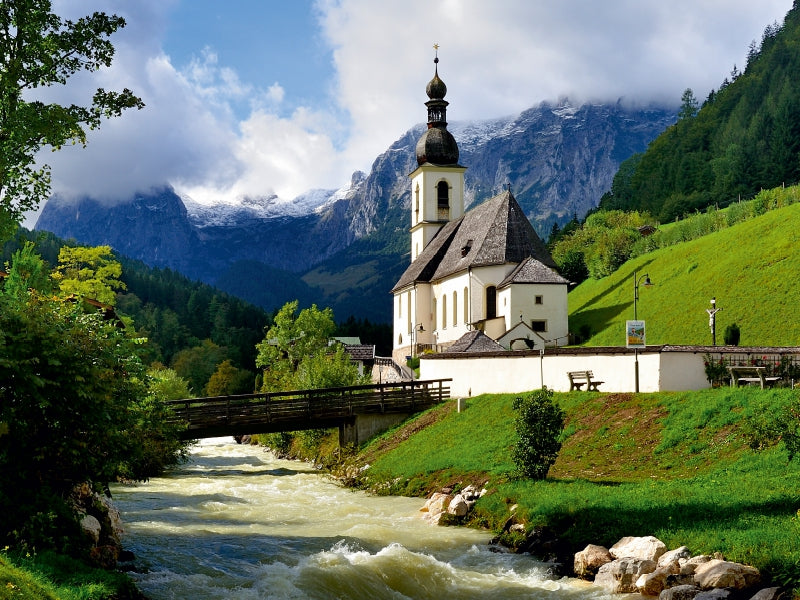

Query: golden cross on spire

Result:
[433,43,439,57]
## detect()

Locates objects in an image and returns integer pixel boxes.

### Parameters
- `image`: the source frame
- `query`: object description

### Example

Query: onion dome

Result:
[416,55,460,166]
[426,60,447,100]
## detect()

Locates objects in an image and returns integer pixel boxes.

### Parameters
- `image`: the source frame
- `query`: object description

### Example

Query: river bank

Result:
[314,389,800,596]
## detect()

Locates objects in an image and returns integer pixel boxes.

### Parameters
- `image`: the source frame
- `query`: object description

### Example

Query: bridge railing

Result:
[165,378,452,436]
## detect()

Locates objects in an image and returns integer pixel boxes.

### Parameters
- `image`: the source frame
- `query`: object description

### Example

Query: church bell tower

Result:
[409,49,466,262]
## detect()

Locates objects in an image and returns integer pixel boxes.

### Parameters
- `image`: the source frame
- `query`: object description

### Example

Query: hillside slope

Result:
[568,202,800,346]
[353,388,800,588]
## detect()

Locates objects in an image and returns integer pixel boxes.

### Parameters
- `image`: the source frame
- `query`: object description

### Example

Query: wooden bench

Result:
[727,366,781,389]
[567,370,604,391]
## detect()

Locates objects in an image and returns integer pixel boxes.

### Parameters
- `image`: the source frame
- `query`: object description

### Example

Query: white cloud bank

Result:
[28,0,794,226]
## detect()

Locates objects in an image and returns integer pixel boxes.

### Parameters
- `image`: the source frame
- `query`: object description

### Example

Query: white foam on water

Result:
[115,439,618,600]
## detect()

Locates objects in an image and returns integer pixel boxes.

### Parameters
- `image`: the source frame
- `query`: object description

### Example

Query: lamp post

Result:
[706,297,722,346]
[633,271,653,393]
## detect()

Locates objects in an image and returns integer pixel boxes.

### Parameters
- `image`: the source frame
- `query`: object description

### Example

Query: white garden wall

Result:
[419,346,800,397]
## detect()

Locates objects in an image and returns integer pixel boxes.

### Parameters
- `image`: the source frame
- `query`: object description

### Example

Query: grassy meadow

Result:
[569,201,800,347]
[355,388,800,591]
[0,551,140,600]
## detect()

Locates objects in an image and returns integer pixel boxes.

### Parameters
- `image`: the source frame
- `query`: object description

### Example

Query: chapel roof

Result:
[498,256,570,287]
[392,189,561,292]
[446,329,504,353]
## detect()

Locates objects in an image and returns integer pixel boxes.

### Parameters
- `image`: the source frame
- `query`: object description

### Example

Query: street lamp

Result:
[411,323,425,357]
[706,297,722,346]
[633,271,652,321]
[633,271,653,392]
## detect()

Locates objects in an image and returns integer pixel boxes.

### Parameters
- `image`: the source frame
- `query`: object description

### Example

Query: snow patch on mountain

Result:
[180,176,361,227]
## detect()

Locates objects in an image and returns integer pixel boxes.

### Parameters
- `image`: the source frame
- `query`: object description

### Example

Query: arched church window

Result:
[486,286,497,320]
[463,287,468,324]
[442,295,447,329]
[432,298,438,331]
[452,291,457,327]
[437,181,449,219]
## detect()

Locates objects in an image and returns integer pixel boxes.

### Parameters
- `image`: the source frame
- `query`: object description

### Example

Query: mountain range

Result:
[36,99,676,323]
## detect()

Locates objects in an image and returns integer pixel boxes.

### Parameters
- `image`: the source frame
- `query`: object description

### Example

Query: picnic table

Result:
[726,365,780,389]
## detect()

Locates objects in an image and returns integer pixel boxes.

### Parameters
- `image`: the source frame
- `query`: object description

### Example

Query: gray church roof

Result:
[445,329,504,353]
[392,189,562,292]
[498,256,570,287]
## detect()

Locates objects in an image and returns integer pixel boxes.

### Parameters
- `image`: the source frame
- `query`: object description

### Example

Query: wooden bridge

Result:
[166,378,451,444]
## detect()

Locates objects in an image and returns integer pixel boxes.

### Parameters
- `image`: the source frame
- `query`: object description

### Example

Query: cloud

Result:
[25,0,794,228]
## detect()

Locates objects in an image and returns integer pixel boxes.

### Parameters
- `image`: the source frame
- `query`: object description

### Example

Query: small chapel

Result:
[391,54,570,362]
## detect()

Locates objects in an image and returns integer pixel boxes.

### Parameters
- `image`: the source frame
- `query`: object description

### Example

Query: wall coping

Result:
[421,344,800,360]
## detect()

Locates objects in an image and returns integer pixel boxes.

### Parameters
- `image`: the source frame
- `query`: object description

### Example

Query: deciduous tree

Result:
[0,0,143,242]
[52,244,125,304]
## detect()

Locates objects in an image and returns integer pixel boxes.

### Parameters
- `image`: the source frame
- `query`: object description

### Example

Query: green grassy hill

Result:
[569,201,800,346]
[353,388,800,591]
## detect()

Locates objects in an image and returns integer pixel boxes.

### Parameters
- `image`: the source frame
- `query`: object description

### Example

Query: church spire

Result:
[416,46,459,166]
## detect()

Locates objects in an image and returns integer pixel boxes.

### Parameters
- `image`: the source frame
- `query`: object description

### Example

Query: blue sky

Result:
[161,2,335,122]
[32,0,794,221]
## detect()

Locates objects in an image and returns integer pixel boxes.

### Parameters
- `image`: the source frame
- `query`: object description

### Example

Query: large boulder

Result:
[610,536,668,562]
[748,588,787,600]
[574,544,613,580]
[659,546,692,567]
[693,559,760,590]
[420,492,453,525]
[447,494,469,517]
[637,561,682,596]
[659,584,702,600]
[80,515,102,545]
[595,557,657,593]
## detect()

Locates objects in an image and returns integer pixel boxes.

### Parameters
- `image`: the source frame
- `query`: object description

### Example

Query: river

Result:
[112,438,614,600]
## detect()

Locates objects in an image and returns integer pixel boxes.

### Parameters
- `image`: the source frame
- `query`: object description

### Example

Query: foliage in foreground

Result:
[0,293,187,552]
[0,550,140,600]
[0,0,143,243]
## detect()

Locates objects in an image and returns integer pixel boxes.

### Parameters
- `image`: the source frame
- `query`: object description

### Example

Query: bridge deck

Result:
[166,378,451,440]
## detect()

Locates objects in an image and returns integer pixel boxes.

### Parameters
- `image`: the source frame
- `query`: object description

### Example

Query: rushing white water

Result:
[112,438,615,600]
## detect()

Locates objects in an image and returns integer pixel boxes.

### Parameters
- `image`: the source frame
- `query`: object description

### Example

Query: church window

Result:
[463,287,468,323]
[535,295,543,305]
[452,291,457,327]
[432,298,438,331]
[437,181,449,219]
[486,286,497,319]
[442,295,447,329]
[415,184,420,217]
[531,320,547,332]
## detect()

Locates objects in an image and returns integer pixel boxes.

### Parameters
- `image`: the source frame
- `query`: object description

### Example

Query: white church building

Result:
[392,56,570,362]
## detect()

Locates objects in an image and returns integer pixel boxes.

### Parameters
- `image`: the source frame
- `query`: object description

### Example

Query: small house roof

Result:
[446,330,504,353]
[498,256,569,288]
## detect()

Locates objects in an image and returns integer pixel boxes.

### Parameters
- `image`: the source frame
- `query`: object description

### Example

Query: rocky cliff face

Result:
[36,99,675,319]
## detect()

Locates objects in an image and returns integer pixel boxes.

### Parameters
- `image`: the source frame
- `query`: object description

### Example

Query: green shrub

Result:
[724,323,741,346]
[511,388,565,479]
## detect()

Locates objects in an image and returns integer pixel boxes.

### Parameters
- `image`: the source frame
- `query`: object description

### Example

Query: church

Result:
[391,54,570,362]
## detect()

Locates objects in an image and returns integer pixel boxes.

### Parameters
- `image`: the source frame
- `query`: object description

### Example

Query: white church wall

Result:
[430,275,471,346]
[504,283,569,345]
[468,264,513,323]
